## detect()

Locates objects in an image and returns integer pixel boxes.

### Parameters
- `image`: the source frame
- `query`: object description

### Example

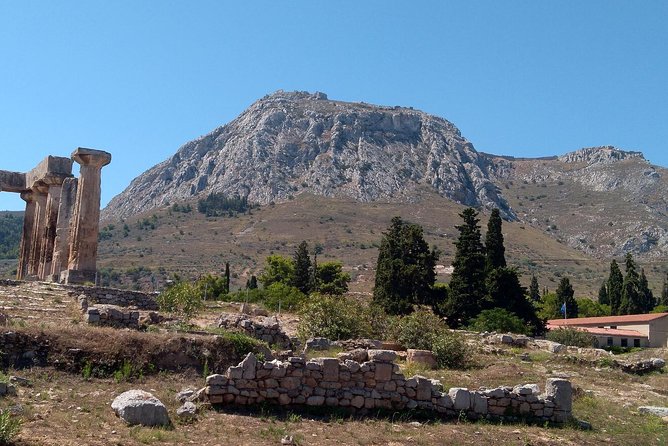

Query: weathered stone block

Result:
[375,362,393,382]
[449,388,471,410]
[368,349,397,363]
[545,378,572,413]
[307,396,325,406]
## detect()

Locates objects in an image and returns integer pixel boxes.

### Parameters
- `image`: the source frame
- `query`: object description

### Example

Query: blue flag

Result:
[560,303,566,314]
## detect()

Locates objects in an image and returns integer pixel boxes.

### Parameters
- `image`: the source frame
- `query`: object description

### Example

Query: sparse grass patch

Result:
[0,410,21,445]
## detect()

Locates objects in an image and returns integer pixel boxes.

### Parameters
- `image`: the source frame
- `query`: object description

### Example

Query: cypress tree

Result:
[246,275,258,290]
[485,267,544,334]
[292,241,312,294]
[598,282,609,305]
[443,208,487,328]
[607,260,623,315]
[660,273,668,307]
[556,277,578,318]
[529,275,540,302]
[485,208,506,270]
[639,268,655,313]
[372,217,439,315]
[620,253,642,314]
[224,262,230,294]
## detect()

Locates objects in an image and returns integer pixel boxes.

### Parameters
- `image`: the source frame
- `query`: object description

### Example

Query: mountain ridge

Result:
[102,91,668,259]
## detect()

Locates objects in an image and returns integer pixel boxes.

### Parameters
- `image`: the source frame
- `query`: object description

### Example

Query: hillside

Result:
[0,211,22,259]
[93,191,666,298]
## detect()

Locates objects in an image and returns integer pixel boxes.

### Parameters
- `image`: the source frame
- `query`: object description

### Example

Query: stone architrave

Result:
[16,191,36,280]
[50,177,77,281]
[38,183,63,279]
[27,184,48,278]
[61,148,111,284]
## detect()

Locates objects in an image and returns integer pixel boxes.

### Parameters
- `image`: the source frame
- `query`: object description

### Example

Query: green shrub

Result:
[263,283,307,312]
[156,282,203,320]
[546,327,598,348]
[468,308,529,335]
[432,332,470,369]
[386,307,447,350]
[0,410,21,444]
[297,295,372,341]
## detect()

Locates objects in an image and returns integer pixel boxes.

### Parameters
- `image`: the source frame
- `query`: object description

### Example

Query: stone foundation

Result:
[203,350,572,423]
[218,314,293,349]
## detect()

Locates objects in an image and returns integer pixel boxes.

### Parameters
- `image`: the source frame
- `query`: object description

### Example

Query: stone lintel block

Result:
[25,156,73,189]
[0,170,27,193]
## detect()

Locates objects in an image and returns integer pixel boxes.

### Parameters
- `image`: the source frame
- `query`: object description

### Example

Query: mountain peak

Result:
[558,146,645,164]
[103,92,512,220]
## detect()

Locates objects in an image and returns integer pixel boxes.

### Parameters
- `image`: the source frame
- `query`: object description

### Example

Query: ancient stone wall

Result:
[218,314,293,349]
[203,350,572,423]
[62,284,159,310]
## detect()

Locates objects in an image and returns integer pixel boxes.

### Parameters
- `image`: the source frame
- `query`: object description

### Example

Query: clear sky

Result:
[1,1,667,211]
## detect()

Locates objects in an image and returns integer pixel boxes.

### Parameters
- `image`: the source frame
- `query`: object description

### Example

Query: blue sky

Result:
[1,1,667,211]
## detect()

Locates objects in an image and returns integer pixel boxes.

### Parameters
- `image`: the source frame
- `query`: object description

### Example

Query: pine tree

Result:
[443,208,487,328]
[607,260,623,315]
[556,277,578,318]
[485,208,506,270]
[529,275,540,302]
[292,241,312,295]
[372,217,439,315]
[620,253,642,314]
[598,283,609,305]
[639,268,655,313]
[246,275,258,290]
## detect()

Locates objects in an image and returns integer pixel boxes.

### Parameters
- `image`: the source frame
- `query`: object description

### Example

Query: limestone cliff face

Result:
[104,91,512,220]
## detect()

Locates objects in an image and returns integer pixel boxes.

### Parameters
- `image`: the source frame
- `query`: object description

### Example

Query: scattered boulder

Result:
[337,348,368,363]
[534,339,566,353]
[304,337,331,353]
[175,389,196,403]
[638,406,668,417]
[176,401,197,419]
[368,349,397,363]
[111,390,170,426]
[621,358,665,374]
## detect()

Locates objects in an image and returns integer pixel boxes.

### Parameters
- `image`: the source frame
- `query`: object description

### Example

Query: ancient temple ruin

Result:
[0,148,111,284]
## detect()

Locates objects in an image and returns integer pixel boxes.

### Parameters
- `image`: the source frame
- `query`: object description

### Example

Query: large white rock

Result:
[111,390,170,426]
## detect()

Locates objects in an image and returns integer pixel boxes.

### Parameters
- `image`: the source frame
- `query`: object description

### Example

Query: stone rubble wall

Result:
[218,314,293,349]
[78,295,159,329]
[0,331,50,368]
[203,350,572,423]
[62,283,159,310]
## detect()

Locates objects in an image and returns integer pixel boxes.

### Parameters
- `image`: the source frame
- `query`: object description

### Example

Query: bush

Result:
[297,295,373,341]
[224,283,306,312]
[0,410,21,445]
[386,307,448,350]
[546,327,598,348]
[156,282,203,320]
[432,332,470,369]
[468,308,529,335]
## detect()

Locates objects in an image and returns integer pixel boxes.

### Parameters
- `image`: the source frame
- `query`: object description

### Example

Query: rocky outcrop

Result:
[103,91,514,220]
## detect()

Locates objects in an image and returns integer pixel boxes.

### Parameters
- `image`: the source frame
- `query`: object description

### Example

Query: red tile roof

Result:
[547,313,668,327]
[546,324,647,338]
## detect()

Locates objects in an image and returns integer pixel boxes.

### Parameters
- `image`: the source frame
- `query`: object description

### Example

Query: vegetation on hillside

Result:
[197,192,251,217]
[0,212,22,259]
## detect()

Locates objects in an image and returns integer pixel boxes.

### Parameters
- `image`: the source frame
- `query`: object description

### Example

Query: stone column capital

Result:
[72,148,111,168]
[20,190,34,202]
[33,181,50,194]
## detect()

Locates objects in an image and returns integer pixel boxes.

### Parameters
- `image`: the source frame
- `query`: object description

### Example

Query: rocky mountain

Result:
[103,91,668,259]
[104,91,512,220]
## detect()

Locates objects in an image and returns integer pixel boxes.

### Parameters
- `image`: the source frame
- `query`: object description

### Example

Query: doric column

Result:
[38,183,63,280]
[27,183,48,278]
[17,191,36,280]
[50,177,78,281]
[61,148,111,284]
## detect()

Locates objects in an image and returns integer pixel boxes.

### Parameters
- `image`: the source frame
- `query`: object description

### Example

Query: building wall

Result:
[648,318,668,348]
[594,334,649,348]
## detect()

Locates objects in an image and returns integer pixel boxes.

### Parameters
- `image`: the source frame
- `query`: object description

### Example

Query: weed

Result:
[0,410,21,444]
[81,361,93,380]
[286,412,302,423]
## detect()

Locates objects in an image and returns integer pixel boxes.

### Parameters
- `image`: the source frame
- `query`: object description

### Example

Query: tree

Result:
[556,277,578,318]
[529,275,541,302]
[620,253,642,314]
[469,308,529,335]
[660,273,668,307]
[246,275,258,290]
[224,262,230,294]
[259,255,294,287]
[577,298,611,317]
[485,208,506,270]
[292,241,313,294]
[442,208,486,327]
[372,217,439,315]
[598,282,609,305]
[639,269,655,313]
[315,261,351,295]
[485,267,544,335]
[607,260,623,315]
